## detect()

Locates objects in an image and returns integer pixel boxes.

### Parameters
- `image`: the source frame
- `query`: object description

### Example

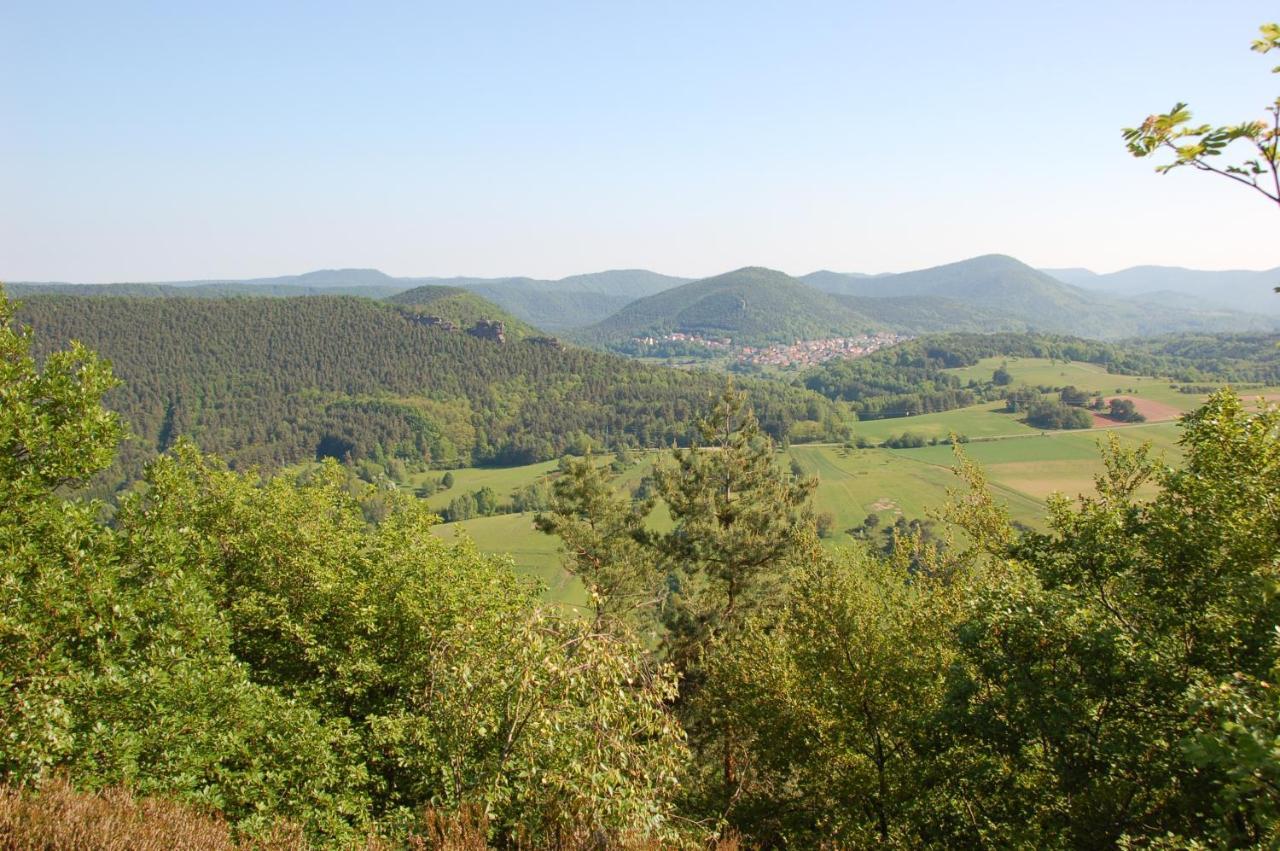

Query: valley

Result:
[423,353,1273,608]
[11,10,1280,846]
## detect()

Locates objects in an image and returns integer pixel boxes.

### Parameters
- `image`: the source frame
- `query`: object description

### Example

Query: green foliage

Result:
[534,454,660,632]
[0,293,367,842]
[802,332,1120,419]
[651,385,819,817]
[941,393,1280,846]
[1025,399,1094,429]
[14,293,838,490]
[386,285,539,339]
[1183,630,1280,847]
[701,550,962,846]
[0,295,690,845]
[1124,23,1280,211]
[655,386,819,649]
[1109,397,1146,422]
[13,278,1280,848]
[806,331,1280,425]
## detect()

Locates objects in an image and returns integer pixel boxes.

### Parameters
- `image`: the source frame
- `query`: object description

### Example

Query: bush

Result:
[1109,398,1147,422]
[882,432,929,449]
[1026,400,1093,429]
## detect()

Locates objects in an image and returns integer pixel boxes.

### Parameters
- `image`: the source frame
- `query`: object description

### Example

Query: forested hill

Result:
[13,293,842,485]
[1045,264,1280,316]
[581,266,882,346]
[802,254,1278,338]
[385,285,539,339]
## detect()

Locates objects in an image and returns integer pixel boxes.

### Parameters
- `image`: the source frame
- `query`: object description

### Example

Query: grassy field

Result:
[947,356,1207,409]
[422,358,1278,607]
[408,460,560,512]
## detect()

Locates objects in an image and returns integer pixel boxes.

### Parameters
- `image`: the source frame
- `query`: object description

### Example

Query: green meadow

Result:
[426,358,1279,606]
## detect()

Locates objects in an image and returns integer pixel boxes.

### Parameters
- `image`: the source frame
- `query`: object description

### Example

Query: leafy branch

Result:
[1122,23,1280,211]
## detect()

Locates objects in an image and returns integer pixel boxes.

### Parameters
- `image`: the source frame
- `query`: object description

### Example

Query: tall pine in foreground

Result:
[534,453,660,635]
[654,384,818,818]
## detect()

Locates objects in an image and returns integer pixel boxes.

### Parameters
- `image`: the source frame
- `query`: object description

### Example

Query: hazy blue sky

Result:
[3,1,1278,281]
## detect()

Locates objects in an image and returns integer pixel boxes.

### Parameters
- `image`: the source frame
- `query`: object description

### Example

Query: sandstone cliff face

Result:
[467,319,506,343]
[406,313,458,332]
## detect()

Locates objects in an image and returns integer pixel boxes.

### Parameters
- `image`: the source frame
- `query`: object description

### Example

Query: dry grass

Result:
[0,777,304,850]
[0,782,738,851]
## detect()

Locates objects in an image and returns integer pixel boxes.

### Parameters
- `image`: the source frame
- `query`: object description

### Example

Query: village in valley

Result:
[632,330,910,368]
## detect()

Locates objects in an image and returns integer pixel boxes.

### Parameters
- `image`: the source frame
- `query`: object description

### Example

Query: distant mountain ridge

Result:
[10,256,1278,340]
[8,268,688,331]
[797,255,1278,338]
[444,270,690,330]
[1043,265,1280,316]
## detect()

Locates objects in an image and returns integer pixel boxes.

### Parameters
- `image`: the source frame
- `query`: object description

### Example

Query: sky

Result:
[3,1,1278,282]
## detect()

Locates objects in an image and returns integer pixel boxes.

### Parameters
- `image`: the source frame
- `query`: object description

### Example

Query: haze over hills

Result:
[9,268,689,331]
[10,255,1278,343]
[799,254,1278,339]
[11,267,404,290]
[579,267,882,346]
[5,280,408,300]
[1043,265,1280,316]
[447,270,690,330]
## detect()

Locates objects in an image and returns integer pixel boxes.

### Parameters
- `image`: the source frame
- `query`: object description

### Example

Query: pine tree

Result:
[534,453,659,634]
[653,384,818,803]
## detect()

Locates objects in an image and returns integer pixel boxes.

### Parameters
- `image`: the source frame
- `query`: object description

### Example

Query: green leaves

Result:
[1252,21,1280,72]
[938,390,1280,846]
[1123,25,1280,210]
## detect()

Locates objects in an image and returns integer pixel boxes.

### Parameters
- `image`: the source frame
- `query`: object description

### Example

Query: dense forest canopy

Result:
[11,293,844,492]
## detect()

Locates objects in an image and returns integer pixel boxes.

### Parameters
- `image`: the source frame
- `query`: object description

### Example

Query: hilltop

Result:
[1044,264,1280,316]
[581,266,881,347]
[442,270,690,330]
[803,254,1277,339]
[386,285,540,339]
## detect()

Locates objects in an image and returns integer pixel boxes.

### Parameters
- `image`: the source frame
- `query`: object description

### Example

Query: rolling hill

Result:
[13,258,1277,342]
[803,255,1278,339]
[1043,264,1280,316]
[9,267,407,295]
[834,295,1030,334]
[804,255,1101,310]
[11,292,842,491]
[450,270,690,330]
[386,285,540,339]
[9,268,691,330]
[581,267,881,346]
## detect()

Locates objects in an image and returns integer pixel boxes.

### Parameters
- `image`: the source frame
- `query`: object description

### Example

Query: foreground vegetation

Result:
[5,287,1280,848]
